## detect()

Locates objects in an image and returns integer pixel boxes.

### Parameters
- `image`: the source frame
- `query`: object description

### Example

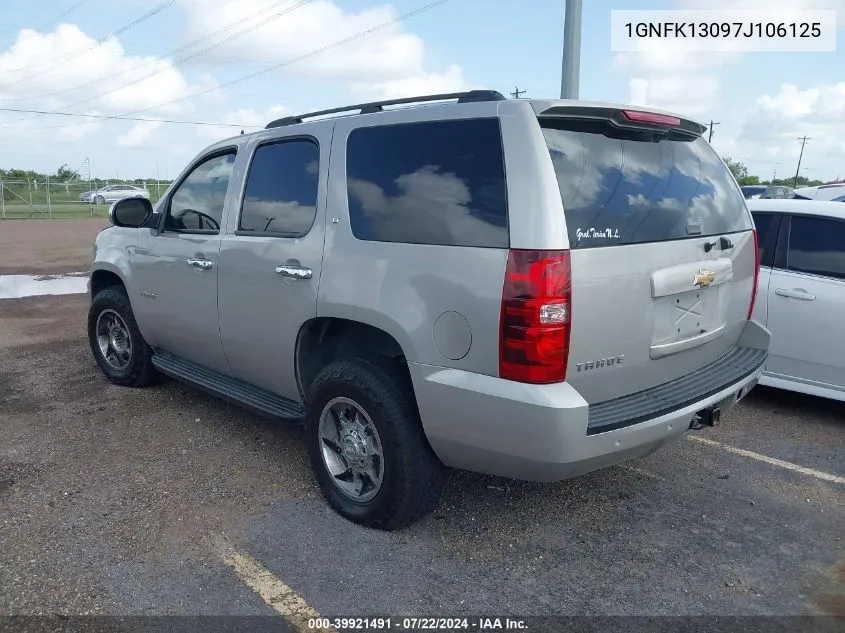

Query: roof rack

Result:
[265,90,507,129]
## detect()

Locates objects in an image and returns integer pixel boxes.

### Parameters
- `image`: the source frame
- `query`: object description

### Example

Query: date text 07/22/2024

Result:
[308,617,529,631]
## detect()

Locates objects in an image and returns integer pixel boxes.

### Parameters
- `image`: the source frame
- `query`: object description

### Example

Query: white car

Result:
[748,198,845,402]
[80,184,150,205]
[793,183,845,201]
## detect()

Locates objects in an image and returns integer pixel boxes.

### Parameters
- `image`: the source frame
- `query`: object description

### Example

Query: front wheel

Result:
[94,195,105,205]
[306,357,447,530]
[87,286,159,387]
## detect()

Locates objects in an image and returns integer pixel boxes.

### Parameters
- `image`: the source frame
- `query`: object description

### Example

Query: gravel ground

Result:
[0,221,843,628]
[0,218,107,275]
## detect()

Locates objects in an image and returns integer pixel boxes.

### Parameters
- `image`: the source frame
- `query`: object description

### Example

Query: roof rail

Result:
[265,90,507,129]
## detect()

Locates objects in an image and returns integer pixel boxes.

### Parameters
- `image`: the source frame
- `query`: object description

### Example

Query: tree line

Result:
[0,164,170,186]
[721,157,828,188]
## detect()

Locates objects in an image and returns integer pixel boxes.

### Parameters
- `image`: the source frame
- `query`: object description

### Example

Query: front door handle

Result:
[775,288,816,301]
[186,258,213,270]
[275,265,312,280]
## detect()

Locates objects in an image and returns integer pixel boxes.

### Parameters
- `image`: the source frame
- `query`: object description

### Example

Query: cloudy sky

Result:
[0,0,843,182]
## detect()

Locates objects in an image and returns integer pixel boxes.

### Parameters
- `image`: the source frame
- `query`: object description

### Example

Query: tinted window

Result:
[346,118,508,248]
[742,186,766,198]
[787,215,845,280]
[540,119,752,248]
[751,212,776,266]
[239,139,319,235]
[166,152,236,233]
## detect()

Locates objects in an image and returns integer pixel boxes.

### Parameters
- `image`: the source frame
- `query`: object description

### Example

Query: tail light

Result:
[621,110,681,127]
[747,229,760,320]
[499,250,571,384]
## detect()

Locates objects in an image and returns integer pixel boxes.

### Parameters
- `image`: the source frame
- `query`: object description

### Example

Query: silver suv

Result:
[87,91,770,529]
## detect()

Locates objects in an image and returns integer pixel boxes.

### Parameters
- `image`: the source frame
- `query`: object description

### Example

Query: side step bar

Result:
[151,351,305,422]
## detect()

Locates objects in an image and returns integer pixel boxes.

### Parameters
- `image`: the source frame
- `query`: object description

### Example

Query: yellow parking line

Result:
[222,548,334,633]
[688,436,845,485]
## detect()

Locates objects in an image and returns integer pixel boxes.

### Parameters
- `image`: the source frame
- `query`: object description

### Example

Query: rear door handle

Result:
[186,258,213,270]
[275,265,312,280]
[775,288,815,301]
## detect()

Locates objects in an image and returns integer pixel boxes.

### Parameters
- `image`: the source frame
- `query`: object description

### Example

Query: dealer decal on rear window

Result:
[576,227,621,241]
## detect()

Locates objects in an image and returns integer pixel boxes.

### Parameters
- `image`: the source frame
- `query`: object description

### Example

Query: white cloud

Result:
[178,0,453,83]
[731,82,845,174]
[118,120,164,148]
[0,24,204,116]
[196,105,289,143]
[350,65,476,101]
[0,22,219,170]
[615,0,845,116]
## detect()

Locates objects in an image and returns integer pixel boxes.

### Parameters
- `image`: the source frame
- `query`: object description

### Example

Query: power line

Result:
[51,0,316,111]
[37,0,91,32]
[2,0,309,107]
[1,0,175,86]
[510,86,526,99]
[123,0,452,118]
[25,0,452,132]
[0,107,261,128]
[707,120,720,143]
[793,136,810,187]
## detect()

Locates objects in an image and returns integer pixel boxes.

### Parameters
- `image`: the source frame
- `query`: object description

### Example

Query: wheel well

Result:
[297,318,408,399]
[90,270,125,298]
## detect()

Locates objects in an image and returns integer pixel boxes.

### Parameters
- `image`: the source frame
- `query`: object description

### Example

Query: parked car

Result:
[748,198,845,402]
[740,185,796,199]
[793,183,845,201]
[87,91,770,529]
[80,184,150,205]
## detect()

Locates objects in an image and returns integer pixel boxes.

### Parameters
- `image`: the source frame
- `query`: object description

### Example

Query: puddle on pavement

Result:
[0,273,89,299]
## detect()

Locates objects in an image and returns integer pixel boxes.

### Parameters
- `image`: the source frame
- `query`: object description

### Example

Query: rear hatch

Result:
[536,105,757,405]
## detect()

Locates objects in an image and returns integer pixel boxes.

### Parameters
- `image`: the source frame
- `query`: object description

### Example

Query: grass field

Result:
[0,202,110,219]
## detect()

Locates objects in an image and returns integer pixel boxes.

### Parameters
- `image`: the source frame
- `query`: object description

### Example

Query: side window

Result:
[238,139,319,235]
[751,211,777,267]
[787,215,845,281]
[345,118,509,248]
[165,152,236,233]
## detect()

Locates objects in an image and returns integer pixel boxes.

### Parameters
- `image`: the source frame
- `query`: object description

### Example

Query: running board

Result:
[151,351,305,422]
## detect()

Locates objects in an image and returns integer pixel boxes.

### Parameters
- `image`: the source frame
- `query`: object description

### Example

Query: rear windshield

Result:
[540,118,751,249]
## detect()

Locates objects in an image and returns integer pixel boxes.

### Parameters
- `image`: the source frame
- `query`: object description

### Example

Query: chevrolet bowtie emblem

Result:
[693,268,716,288]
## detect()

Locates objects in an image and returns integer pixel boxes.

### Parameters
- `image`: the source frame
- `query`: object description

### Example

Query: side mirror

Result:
[109,196,153,228]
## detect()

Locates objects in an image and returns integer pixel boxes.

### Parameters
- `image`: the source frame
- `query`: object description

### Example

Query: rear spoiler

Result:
[537,105,706,138]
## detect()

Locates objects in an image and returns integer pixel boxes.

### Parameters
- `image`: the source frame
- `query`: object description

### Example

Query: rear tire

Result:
[306,357,447,530]
[88,286,159,387]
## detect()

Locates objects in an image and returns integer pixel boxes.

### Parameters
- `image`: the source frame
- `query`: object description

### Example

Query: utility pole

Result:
[707,120,720,143]
[560,0,583,99]
[793,136,810,188]
[510,86,526,99]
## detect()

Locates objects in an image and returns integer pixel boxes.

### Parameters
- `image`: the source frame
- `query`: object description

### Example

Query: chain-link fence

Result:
[0,179,170,219]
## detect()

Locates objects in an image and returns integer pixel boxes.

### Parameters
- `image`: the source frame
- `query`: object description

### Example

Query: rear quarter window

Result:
[345,118,509,248]
[540,119,752,248]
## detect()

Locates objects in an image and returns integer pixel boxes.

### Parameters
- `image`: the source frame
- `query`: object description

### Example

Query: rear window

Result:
[540,118,752,249]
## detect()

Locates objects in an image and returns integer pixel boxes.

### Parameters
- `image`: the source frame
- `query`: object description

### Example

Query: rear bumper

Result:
[409,320,770,482]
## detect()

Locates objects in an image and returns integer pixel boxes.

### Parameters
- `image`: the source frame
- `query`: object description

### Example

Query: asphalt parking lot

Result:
[0,220,843,630]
